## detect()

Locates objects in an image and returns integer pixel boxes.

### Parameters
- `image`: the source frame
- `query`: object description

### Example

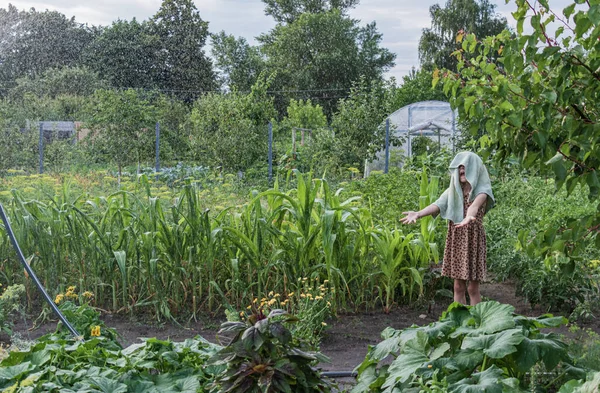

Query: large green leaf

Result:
[453,348,484,369]
[513,333,567,372]
[382,331,429,389]
[453,302,515,337]
[89,376,128,393]
[449,365,504,393]
[513,315,568,329]
[169,376,201,393]
[351,364,379,393]
[441,302,472,328]
[461,328,524,359]
[0,362,35,381]
[125,379,160,393]
[369,336,402,361]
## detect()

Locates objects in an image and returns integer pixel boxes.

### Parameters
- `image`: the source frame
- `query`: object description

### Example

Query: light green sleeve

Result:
[433,188,449,219]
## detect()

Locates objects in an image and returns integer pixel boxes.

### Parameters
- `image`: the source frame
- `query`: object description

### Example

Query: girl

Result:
[400,152,495,305]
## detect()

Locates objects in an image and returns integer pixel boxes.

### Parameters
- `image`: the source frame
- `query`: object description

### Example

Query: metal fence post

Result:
[384,118,390,174]
[38,123,44,174]
[268,122,273,184]
[155,122,160,181]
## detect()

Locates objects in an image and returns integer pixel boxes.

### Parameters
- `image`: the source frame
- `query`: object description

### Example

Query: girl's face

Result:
[458,165,467,184]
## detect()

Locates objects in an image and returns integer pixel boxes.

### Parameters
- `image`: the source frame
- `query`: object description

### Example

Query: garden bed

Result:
[6,280,598,373]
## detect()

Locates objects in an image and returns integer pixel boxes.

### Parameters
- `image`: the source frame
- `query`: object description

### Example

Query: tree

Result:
[260,9,395,116]
[391,68,446,110]
[284,99,327,130]
[149,0,217,98]
[418,0,507,71]
[82,19,159,89]
[262,0,359,23]
[188,74,276,171]
[85,89,156,178]
[438,1,600,269]
[211,32,266,91]
[0,5,96,90]
[331,77,398,168]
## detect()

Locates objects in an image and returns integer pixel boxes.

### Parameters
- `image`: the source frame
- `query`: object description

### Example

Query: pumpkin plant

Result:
[353,301,586,392]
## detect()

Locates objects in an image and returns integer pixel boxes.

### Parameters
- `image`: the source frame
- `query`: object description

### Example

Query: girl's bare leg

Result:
[453,279,467,304]
[467,280,481,305]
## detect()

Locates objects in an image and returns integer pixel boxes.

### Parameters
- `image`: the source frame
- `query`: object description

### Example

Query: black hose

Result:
[0,202,81,339]
[321,371,358,378]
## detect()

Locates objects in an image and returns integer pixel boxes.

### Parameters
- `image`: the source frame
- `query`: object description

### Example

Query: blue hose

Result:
[0,202,81,339]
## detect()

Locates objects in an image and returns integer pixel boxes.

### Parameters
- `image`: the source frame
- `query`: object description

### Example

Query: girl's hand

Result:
[400,211,419,224]
[454,215,476,228]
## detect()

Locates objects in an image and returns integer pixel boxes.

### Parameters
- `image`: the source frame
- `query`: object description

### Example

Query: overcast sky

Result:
[2,0,571,81]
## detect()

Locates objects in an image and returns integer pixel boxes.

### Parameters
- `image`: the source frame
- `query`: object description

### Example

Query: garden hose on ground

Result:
[0,203,81,339]
[321,371,358,378]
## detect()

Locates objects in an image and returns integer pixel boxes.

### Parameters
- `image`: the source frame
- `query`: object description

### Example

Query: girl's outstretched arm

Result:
[400,204,440,225]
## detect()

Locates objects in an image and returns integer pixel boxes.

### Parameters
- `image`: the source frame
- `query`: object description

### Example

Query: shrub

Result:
[0,284,25,335]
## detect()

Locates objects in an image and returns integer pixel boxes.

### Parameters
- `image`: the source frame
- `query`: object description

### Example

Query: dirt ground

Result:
[7,280,600,374]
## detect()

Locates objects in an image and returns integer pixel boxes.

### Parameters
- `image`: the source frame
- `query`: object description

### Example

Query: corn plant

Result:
[0,169,444,320]
[415,167,440,265]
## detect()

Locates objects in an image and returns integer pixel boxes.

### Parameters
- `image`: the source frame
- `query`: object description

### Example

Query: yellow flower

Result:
[246,305,252,309]
[323,280,329,283]
[315,296,323,300]
[268,299,277,306]
[300,294,306,298]
[287,292,294,297]
[321,322,327,326]
[67,286,76,292]
[327,302,331,307]
[90,325,101,337]
[268,291,274,297]
[239,312,245,317]
[82,291,94,299]
[253,298,258,303]
[274,293,280,298]
[54,294,64,304]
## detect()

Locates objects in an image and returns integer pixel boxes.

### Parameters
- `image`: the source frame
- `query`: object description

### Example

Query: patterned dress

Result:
[441,190,487,281]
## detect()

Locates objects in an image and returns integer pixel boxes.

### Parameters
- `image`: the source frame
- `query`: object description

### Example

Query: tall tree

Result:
[150,0,217,98]
[0,5,96,90]
[82,19,159,89]
[260,9,395,116]
[211,32,266,91]
[262,0,359,23]
[418,0,507,71]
